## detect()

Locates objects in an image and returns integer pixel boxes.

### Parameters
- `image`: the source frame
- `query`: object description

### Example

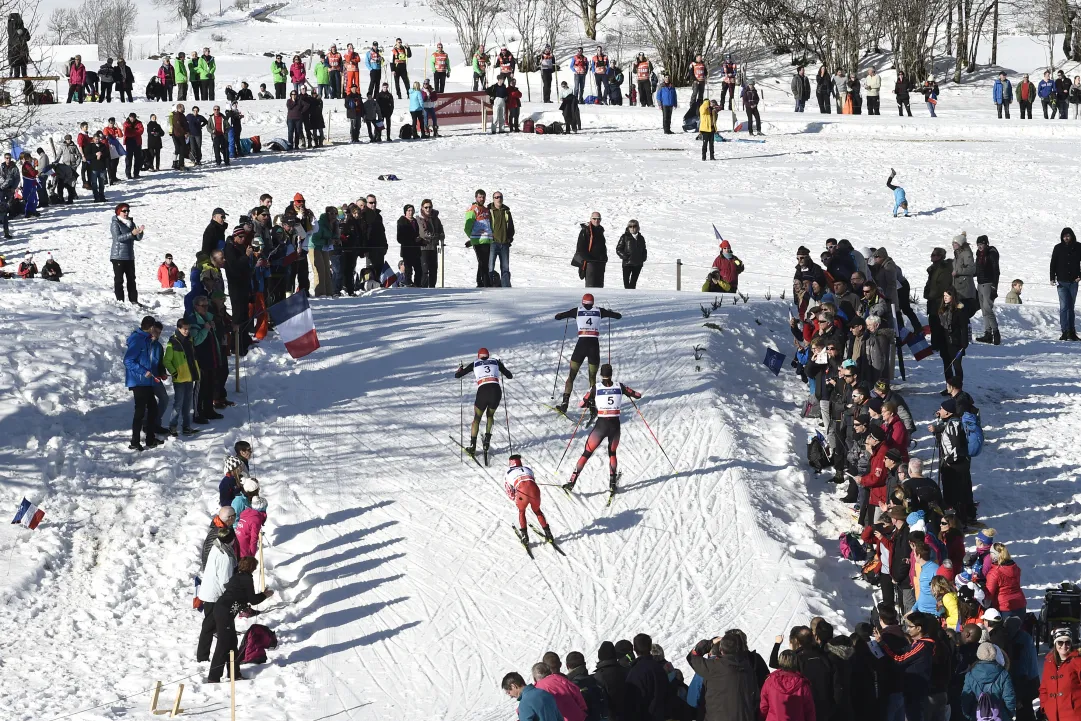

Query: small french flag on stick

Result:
[12,498,44,529]
[268,293,320,359]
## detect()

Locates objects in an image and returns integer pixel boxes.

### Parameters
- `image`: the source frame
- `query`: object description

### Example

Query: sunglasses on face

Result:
[826,345,837,350]
[591,216,601,221]
[367,201,376,206]
[493,195,503,200]
[1057,640,1071,646]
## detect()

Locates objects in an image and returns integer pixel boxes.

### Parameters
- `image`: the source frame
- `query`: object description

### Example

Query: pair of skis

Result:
[564,471,622,507]
[448,436,491,467]
[542,403,595,428]
[511,524,567,559]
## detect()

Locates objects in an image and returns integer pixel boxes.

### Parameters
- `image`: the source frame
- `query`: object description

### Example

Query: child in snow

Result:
[17,252,38,278]
[1004,279,1023,304]
[41,254,63,281]
[887,168,908,217]
[158,253,180,289]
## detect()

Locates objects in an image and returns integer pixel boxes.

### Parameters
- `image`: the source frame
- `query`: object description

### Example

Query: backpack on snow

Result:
[807,432,829,472]
[961,410,984,457]
[237,623,278,664]
[975,692,1002,721]
[399,124,415,140]
[534,123,547,134]
[522,118,535,133]
[839,532,867,562]
[549,121,564,135]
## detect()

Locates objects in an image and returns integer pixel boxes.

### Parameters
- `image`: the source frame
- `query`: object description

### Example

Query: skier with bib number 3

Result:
[454,348,513,462]
[553,293,622,415]
[505,454,555,548]
[563,363,641,501]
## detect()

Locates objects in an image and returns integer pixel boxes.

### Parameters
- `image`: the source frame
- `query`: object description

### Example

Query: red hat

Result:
[582,293,594,306]
[477,347,489,359]
[720,240,731,250]
[293,192,305,202]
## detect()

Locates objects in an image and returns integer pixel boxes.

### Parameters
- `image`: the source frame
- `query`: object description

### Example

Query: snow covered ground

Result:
[2,2,1081,720]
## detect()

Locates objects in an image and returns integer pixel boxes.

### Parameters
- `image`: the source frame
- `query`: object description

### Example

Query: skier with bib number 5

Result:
[505,455,555,548]
[563,363,641,501]
[553,293,622,415]
[455,348,513,462]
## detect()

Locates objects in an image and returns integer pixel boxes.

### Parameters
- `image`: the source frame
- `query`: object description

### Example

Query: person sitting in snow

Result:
[17,252,37,278]
[158,252,181,290]
[41,254,63,281]
[887,168,908,217]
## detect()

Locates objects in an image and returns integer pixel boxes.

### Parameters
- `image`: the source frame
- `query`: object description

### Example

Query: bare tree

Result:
[506,0,542,71]
[46,7,75,44]
[429,0,501,65]
[155,0,201,30]
[541,0,571,53]
[624,0,716,85]
[565,0,619,40]
[101,0,138,59]
[0,0,41,144]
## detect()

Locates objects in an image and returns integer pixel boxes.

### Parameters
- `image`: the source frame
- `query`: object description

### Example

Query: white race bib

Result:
[596,384,623,417]
[576,306,601,337]
[473,358,500,386]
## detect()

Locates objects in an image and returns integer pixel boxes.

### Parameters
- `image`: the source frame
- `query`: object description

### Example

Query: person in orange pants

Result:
[343,44,361,95]
[505,455,554,546]
[249,238,270,340]
[249,292,268,340]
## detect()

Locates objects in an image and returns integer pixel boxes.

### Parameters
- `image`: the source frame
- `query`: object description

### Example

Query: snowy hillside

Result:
[4,0,1081,719]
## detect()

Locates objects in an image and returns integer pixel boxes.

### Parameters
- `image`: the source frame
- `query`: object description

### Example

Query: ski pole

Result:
[552,317,569,399]
[608,315,611,364]
[501,375,512,455]
[628,396,677,472]
[557,407,588,469]
[459,370,464,462]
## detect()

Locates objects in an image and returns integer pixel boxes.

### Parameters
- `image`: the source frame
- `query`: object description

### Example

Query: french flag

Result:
[268,293,320,359]
[12,498,44,529]
[904,330,933,361]
[713,224,724,241]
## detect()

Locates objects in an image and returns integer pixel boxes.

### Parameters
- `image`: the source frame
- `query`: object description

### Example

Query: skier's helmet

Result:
[581,293,595,308]
[600,363,613,379]
[508,454,523,467]
[477,347,489,359]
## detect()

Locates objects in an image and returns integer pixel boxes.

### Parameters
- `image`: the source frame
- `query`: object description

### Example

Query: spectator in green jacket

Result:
[314,52,331,98]
[188,51,201,102]
[464,189,493,287]
[175,52,189,101]
[198,48,217,101]
[271,54,287,99]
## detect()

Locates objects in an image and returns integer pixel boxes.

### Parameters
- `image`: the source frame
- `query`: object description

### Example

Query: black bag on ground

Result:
[549,121,564,134]
[399,124,415,140]
[807,434,829,472]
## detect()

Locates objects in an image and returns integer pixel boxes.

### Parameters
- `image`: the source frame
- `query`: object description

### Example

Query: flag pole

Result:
[235,329,241,392]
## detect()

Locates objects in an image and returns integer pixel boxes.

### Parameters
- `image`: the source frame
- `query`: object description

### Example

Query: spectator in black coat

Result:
[685,634,758,721]
[202,208,228,255]
[223,229,254,353]
[592,641,630,721]
[938,286,973,384]
[615,219,647,289]
[376,83,395,141]
[207,556,272,683]
[285,90,307,150]
[879,611,937,721]
[340,203,366,295]
[816,622,855,721]
[625,633,670,721]
[396,204,422,287]
[770,626,835,721]
[576,212,607,288]
[361,195,388,273]
[565,651,608,721]
[974,234,1001,344]
[1050,226,1081,340]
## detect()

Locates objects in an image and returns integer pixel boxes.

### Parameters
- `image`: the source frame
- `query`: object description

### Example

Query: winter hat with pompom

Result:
[976,643,997,662]
[251,496,268,512]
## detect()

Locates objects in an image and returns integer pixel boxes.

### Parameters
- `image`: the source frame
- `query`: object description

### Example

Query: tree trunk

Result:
[991,0,999,64]
[952,0,965,83]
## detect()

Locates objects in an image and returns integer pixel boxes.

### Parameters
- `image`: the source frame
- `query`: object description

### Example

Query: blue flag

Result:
[712,223,723,240]
[764,348,785,376]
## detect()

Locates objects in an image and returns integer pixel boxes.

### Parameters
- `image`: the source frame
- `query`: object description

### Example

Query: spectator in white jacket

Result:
[196,526,237,663]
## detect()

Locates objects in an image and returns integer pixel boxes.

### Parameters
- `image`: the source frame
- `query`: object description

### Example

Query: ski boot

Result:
[542,525,554,543]
[482,433,492,464]
[555,393,570,415]
[466,437,478,458]
[609,474,619,494]
[562,472,579,493]
[516,526,529,546]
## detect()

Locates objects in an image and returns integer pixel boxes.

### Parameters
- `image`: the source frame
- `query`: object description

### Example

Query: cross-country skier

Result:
[455,348,513,461]
[563,363,641,499]
[505,454,554,547]
[887,168,909,217]
[553,293,622,414]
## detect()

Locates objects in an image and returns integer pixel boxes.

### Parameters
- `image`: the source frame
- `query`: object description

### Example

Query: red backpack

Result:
[238,624,278,664]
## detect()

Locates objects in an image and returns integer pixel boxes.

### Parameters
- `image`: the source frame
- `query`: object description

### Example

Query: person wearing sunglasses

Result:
[615,220,647,289]
[1040,628,1081,720]
[110,203,145,303]
[575,212,608,288]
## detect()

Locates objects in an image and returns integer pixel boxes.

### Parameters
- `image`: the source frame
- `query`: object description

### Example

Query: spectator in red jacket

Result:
[984,542,1027,618]
[507,77,523,132]
[122,112,144,179]
[880,401,910,462]
[711,240,745,292]
[1040,628,1081,721]
[158,253,180,289]
[759,649,816,720]
[533,662,587,721]
[859,424,889,511]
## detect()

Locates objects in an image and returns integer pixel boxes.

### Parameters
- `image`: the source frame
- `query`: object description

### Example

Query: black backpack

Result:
[549,121,564,134]
[399,124,415,140]
[807,433,829,472]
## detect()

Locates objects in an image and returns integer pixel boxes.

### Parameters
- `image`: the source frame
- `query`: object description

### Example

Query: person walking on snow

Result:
[993,71,1013,119]
[454,348,513,461]
[563,363,641,499]
[887,168,908,217]
[505,455,555,547]
[1051,226,1081,341]
[553,294,622,414]
[974,235,1001,345]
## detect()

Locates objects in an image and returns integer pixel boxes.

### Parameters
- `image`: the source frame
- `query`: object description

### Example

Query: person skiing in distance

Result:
[563,363,641,498]
[553,293,622,414]
[505,454,554,547]
[887,168,908,217]
[454,348,513,460]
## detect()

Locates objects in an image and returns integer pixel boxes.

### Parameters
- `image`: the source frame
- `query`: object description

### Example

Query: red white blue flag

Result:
[268,293,320,359]
[904,330,933,361]
[12,498,44,529]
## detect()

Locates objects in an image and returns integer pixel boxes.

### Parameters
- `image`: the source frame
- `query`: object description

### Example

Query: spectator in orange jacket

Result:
[159,253,180,289]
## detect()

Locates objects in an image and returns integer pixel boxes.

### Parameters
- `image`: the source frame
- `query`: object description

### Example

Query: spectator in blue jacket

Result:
[657,76,677,135]
[110,202,145,303]
[1038,70,1055,118]
[961,643,1016,720]
[502,672,563,721]
[993,72,1012,119]
[124,316,161,450]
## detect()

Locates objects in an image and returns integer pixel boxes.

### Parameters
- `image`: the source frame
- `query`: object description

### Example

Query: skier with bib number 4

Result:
[505,454,555,549]
[454,348,513,463]
[563,363,641,501]
[553,293,622,415]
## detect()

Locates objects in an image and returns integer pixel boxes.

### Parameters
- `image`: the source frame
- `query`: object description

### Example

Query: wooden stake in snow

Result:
[258,532,265,592]
[230,651,237,721]
[150,681,186,717]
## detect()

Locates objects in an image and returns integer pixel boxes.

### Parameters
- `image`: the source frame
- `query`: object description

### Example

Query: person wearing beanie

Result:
[794,246,828,315]
[1050,226,1081,340]
[974,234,1002,345]
[928,398,975,524]
[231,477,259,523]
[687,633,759,721]
[951,231,978,301]
[592,641,629,721]
[859,423,890,524]
[200,506,236,570]
[1040,628,1081,721]
[974,528,997,577]
[962,642,1017,719]
[41,252,63,281]
[196,523,238,662]
[235,494,267,557]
